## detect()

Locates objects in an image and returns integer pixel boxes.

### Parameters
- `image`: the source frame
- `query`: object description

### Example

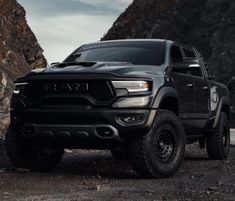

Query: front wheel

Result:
[206,112,230,160]
[129,110,185,178]
[5,126,64,172]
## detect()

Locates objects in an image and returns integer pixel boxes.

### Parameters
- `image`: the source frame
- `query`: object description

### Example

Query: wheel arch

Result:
[213,96,230,128]
[153,87,179,116]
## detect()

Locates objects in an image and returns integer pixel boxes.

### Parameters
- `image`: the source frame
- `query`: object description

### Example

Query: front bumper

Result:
[10,108,156,147]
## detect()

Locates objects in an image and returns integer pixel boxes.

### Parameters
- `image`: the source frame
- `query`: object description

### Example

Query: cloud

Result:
[28,14,118,63]
[18,0,131,17]
[18,0,132,63]
[79,0,133,7]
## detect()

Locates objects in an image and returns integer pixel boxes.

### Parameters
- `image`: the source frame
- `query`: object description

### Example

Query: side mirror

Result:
[171,63,188,70]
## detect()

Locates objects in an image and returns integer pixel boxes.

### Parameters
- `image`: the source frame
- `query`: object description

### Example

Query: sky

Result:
[18,0,133,64]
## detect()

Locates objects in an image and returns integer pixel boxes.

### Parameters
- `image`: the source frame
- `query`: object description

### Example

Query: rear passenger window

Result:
[183,48,196,58]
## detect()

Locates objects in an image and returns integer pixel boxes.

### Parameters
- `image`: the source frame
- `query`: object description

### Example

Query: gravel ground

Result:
[0,142,235,201]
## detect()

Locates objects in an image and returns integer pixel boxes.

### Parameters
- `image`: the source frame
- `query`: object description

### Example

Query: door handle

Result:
[186,83,193,88]
[203,86,208,90]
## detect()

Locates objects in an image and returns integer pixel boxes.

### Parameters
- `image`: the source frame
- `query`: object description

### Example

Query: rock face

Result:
[0,0,47,138]
[103,0,235,84]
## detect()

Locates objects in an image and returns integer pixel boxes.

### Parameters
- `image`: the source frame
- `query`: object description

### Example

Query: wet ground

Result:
[0,142,235,201]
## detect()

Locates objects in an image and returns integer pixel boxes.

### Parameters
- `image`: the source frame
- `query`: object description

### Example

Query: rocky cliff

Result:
[0,0,47,139]
[103,0,235,84]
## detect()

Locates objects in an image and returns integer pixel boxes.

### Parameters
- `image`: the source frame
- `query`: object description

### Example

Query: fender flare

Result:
[213,96,230,128]
[146,87,179,128]
[152,87,178,109]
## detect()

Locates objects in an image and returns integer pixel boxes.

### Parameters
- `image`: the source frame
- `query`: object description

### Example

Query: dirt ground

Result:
[0,144,234,201]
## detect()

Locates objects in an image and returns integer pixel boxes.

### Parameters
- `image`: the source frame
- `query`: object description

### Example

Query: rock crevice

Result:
[0,0,47,138]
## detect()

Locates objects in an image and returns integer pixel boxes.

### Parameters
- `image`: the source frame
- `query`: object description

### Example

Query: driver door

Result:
[170,45,195,119]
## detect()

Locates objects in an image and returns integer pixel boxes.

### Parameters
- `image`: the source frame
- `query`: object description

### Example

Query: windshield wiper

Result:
[56,61,97,68]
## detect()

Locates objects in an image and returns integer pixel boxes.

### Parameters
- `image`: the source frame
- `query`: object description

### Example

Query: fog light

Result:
[118,114,145,125]
[96,127,114,138]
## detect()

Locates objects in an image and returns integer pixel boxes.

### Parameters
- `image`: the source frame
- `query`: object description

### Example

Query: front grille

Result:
[24,80,115,107]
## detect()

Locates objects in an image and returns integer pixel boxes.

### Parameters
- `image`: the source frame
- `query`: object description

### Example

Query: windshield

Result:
[64,41,165,66]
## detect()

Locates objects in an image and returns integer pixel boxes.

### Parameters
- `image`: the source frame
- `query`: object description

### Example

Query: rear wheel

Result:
[129,110,185,178]
[5,126,64,172]
[206,112,230,160]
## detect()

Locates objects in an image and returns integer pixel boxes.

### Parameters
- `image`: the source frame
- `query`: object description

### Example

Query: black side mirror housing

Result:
[171,63,200,70]
[171,58,200,69]
[170,63,187,70]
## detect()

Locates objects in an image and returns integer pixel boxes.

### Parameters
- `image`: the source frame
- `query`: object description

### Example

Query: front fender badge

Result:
[210,86,219,111]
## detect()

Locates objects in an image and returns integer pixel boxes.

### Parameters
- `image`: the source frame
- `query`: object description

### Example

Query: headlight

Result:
[111,81,151,93]
[14,82,28,94]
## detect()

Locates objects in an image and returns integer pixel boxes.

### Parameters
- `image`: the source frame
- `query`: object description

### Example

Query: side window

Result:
[198,52,209,75]
[171,46,183,63]
[171,45,188,74]
[183,48,196,58]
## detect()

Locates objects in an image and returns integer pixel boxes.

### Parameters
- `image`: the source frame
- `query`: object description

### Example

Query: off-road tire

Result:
[206,112,230,160]
[5,126,64,172]
[129,110,185,178]
[111,149,129,160]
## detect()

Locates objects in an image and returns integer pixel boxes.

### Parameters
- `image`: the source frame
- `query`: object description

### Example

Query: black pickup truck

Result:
[6,39,230,178]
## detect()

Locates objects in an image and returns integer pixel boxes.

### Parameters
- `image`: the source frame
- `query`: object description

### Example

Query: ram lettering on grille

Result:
[43,83,89,93]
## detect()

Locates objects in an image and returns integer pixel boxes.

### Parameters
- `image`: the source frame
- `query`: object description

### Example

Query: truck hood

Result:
[29,62,164,79]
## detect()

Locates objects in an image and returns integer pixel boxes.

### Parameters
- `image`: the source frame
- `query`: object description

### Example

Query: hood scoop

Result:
[54,61,133,68]
[56,62,97,68]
